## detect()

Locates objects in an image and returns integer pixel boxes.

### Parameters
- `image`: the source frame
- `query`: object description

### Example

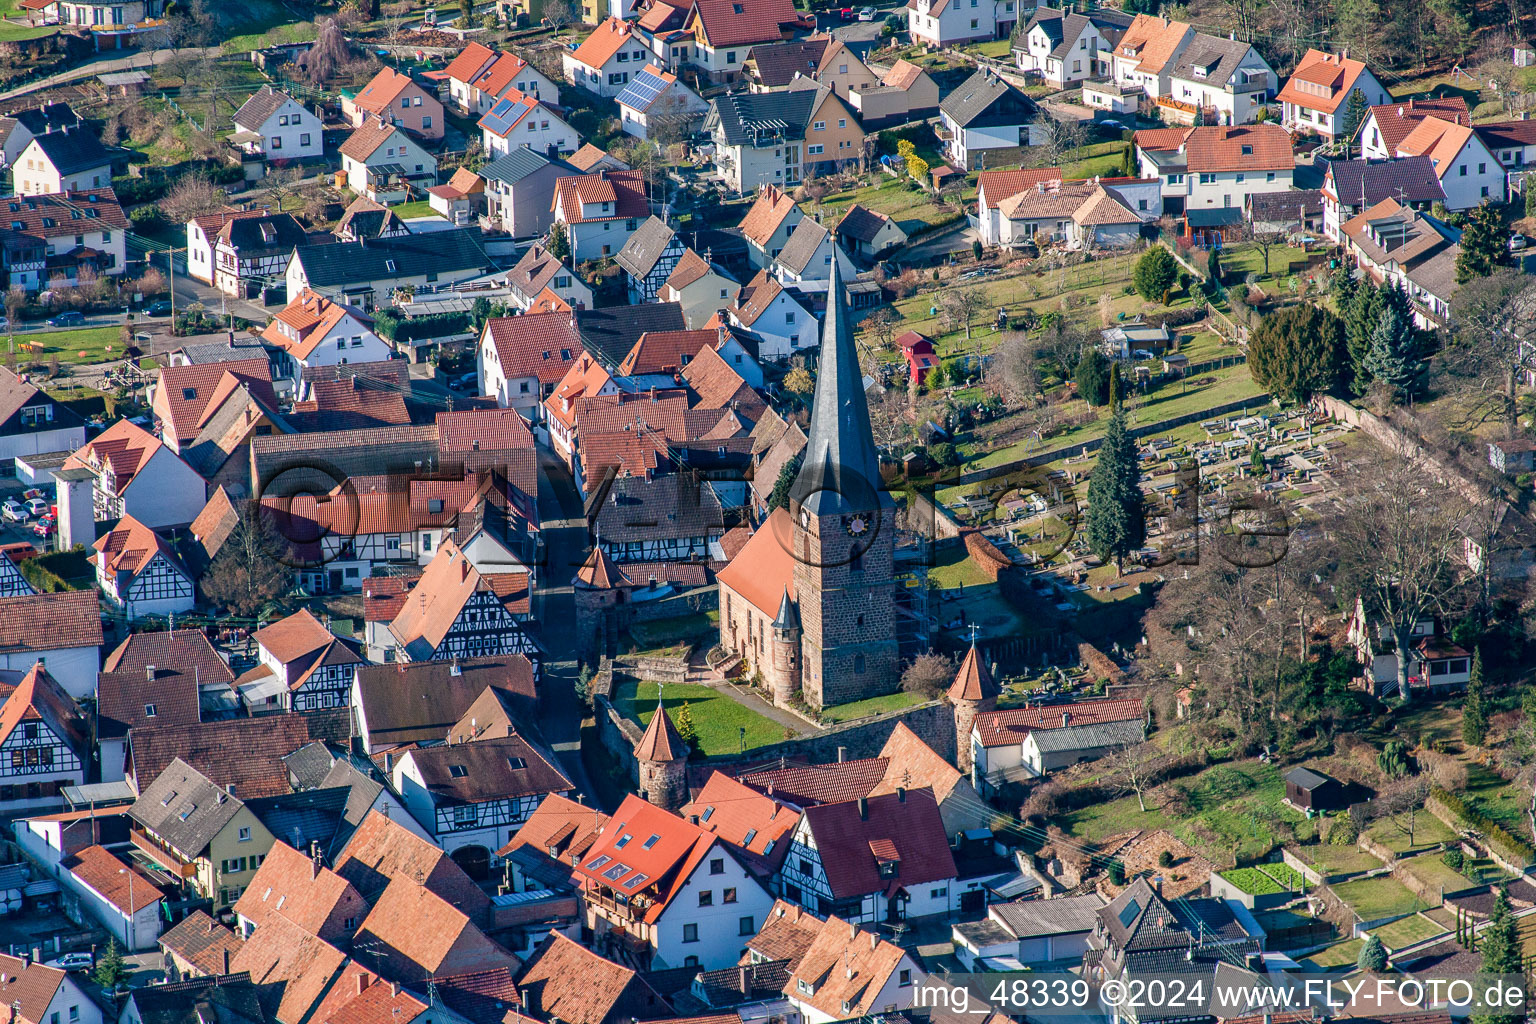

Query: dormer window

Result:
[1241,144,1252,156]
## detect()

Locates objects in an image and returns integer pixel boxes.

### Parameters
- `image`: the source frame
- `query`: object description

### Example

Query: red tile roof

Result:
[1276,50,1373,115]
[354,876,518,981]
[1368,97,1472,153]
[334,810,491,920]
[517,932,669,1024]
[233,841,369,943]
[62,845,162,914]
[500,793,608,862]
[739,185,799,246]
[0,661,86,753]
[679,772,796,877]
[482,314,584,386]
[92,514,185,581]
[0,590,102,652]
[715,507,795,616]
[552,170,648,224]
[1182,124,1293,173]
[974,696,1145,748]
[569,18,638,71]
[572,794,724,923]
[781,914,912,1018]
[64,418,177,495]
[689,0,799,48]
[444,41,498,84]
[351,68,424,117]
[799,789,955,900]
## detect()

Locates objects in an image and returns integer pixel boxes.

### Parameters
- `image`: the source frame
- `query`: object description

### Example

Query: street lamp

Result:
[119,868,134,952]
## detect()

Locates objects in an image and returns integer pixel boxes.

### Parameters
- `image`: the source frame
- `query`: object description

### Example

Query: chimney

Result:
[145,664,156,681]
[689,814,699,825]
[1062,711,1071,727]
[837,746,847,763]
[857,796,867,820]
[357,974,370,996]
[896,787,905,802]
[391,982,400,998]
[739,967,749,994]
[848,921,857,940]
[450,659,462,677]
[869,932,878,951]
[223,949,231,975]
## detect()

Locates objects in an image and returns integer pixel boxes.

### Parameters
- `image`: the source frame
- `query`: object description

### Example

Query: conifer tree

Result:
[1357,933,1387,972]
[1085,400,1144,574]
[1364,302,1425,402]
[1463,648,1487,746]
[1474,888,1521,1024]
[1457,200,1509,284]
[1345,282,1382,396]
[674,701,698,755]
[93,940,127,990]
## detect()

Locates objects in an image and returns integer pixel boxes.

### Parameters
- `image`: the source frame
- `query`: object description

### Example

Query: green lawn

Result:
[1369,912,1448,952]
[0,21,55,40]
[1302,938,1363,970]
[809,177,960,233]
[927,544,996,589]
[392,200,443,220]
[819,690,928,724]
[15,326,128,366]
[965,38,1013,58]
[1222,867,1284,895]
[1331,876,1427,920]
[1396,854,1473,901]
[614,680,784,757]
[1463,764,1534,841]
[1288,843,1384,879]
[1061,141,1132,180]
[1365,812,1457,856]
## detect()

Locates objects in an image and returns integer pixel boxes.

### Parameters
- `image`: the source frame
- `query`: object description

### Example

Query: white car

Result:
[1511,233,1529,251]
[24,498,48,518]
[45,953,92,972]
[858,6,875,17]
[1,500,28,523]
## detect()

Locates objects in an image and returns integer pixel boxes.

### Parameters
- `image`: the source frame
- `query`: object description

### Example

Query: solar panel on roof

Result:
[617,68,669,111]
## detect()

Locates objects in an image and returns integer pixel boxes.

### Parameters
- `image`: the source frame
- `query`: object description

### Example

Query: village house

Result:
[245,608,365,715]
[1358,96,1472,161]
[551,169,651,261]
[1135,123,1293,213]
[980,178,1144,250]
[231,86,323,162]
[1320,156,1446,240]
[446,43,560,116]
[59,419,206,544]
[185,209,263,286]
[350,655,538,756]
[564,19,654,98]
[1013,8,1133,88]
[0,592,102,699]
[781,910,925,1024]
[517,931,672,1024]
[338,119,438,202]
[939,70,1040,171]
[1247,189,1324,234]
[0,188,128,287]
[835,203,907,260]
[480,148,575,239]
[661,250,740,328]
[96,629,233,782]
[210,212,306,299]
[970,697,1147,792]
[479,92,580,159]
[1161,33,1275,127]
[387,539,538,665]
[260,288,392,386]
[617,64,708,141]
[683,0,802,83]
[1474,118,1536,174]
[0,663,88,816]
[1393,115,1506,209]
[231,840,368,943]
[573,792,776,969]
[0,365,86,476]
[91,515,195,621]
[1277,50,1389,140]
[505,243,595,311]
[427,167,488,226]
[895,330,938,386]
[847,58,941,130]
[704,90,815,193]
[740,184,804,268]
[478,313,586,422]
[344,67,444,140]
[907,0,1017,47]
[0,548,33,600]
[616,215,686,303]
[0,104,80,168]
[13,127,112,195]
[127,758,277,909]
[1339,197,1463,328]
[0,955,99,1024]
[59,845,163,950]
[725,271,814,360]
[285,230,496,311]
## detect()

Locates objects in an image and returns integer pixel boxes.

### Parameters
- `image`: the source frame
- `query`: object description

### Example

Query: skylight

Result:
[449,765,468,778]
[623,873,649,889]
[643,834,662,849]
[701,807,715,821]
[588,855,612,870]
[616,833,634,848]
[507,757,526,770]
[603,863,629,880]
[743,829,758,845]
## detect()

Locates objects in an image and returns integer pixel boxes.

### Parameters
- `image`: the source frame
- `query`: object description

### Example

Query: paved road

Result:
[0,45,222,103]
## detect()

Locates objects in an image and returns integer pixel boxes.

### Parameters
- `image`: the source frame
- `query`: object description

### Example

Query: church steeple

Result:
[790,255,885,516]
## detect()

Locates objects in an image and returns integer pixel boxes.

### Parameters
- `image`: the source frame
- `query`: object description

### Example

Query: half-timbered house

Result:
[615,216,685,304]
[212,213,307,299]
[0,662,89,814]
[59,419,206,548]
[245,608,365,714]
[593,473,724,564]
[0,549,35,598]
[387,539,537,666]
[0,591,102,700]
[91,515,195,622]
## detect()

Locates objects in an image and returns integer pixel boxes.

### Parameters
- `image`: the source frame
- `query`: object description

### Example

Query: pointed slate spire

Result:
[790,253,884,516]
[634,693,685,763]
[772,587,799,631]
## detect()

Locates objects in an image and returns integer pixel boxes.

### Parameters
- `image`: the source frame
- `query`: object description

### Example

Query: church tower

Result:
[634,695,688,810]
[769,588,802,707]
[947,639,999,777]
[789,256,900,708]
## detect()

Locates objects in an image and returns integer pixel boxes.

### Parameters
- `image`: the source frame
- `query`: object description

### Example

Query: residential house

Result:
[776,790,957,923]
[477,313,585,422]
[726,271,813,360]
[835,203,907,259]
[1162,33,1274,127]
[743,37,869,96]
[564,19,654,98]
[260,289,391,385]
[393,725,573,874]
[980,178,1144,250]
[1086,877,1262,993]
[1246,189,1324,234]
[895,330,938,386]
[52,0,163,42]
[211,212,307,299]
[661,250,740,328]
[0,366,85,475]
[1358,96,1471,161]
[1136,123,1293,213]
[1277,50,1390,139]
[781,912,924,1024]
[247,609,365,715]
[517,932,672,1024]
[1108,15,1195,114]
[1474,119,1536,175]
[678,774,798,890]
[1013,8,1133,89]
[770,218,857,292]
[285,230,495,311]
[59,845,163,950]
[740,184,804,268]
[846,59,940,129]
[973,166,1062,245]
[617,64,708,141]
[0,548,32,599]
[186,209,264,286]
[387,539,538,665]
[59,419,205,541]
[91,515,195,622]
[970,697,1146,792]
[0,188,128,287]
[907,0,1018,47]
[0,592,102,699]
[479,92,579,159]
[344,67,444,140]
[156,910,245,980]
[13,127,112,195]
[1394,115,1506,209]
[1489,438,1536,474]
[0,955,99,1024]
[0,104,80,168]
[938,70,1040,171]
[231,86,323,162]
[333,808,491,925]
[149,359,278,460]
[505,243,594,311]
[119,973,261,1024]
[333,195,412,241]
[351,655,537,756]
[231,840,368,943]
[1019,719,1146,775]
[551,169,650,261]
[97,630,233,783]
[338,119,438,202]
[427,167,487,226]
[127,758,277,909]
[683,0,802,84]
[704,91,816,193]
[590,473,726,564]
[480,148,575,238]
[952,893,1104,970]
[0,662,88,815]
[1339,196,1463,328]
[574,793,776,969]
[616,215,686,303]
[569,143,632,174]
[1320,156,1445,241]
[446,43,560,116]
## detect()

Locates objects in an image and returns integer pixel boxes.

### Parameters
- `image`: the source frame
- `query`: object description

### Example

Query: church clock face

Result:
[845,515,870,539]
[799,507,811,531]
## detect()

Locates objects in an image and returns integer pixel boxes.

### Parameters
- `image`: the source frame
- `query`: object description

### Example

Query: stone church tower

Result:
[947,640,999,777]
[634,695,688,810]
[789,257,900,708]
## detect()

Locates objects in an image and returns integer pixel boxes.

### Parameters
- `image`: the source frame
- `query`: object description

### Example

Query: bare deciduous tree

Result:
[901,652,954,697]
[1377,775,1433,847]
[939,287,986,341]
[304,19,354,87]
[202,502,292,616]
[1108,741,1158,812]
[160,174,228,226]
[1035,114,1086,171]
[994,331,1043,405]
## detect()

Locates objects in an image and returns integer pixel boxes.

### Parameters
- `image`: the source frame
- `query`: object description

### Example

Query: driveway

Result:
[902,219,978,263]
[0,46,221,103]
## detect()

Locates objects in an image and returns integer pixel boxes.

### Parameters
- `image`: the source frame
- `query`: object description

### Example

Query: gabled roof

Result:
[387,539,529,659]
[689,0,798,47]
[616,64,684,114]
[156,358,276,443]
[407,731,572,806]
[354,875,517,981]
[680,772,797,876]
[716,506,795,615]
[782,914,913,1018]
[1113,14,1192,74]
[774,217,830,276]
[123,972,263,1024]
[481,146,564,185]
[974,696,1145,748]
[569,18,638,71]
[835,203,897,245]
[1168,33,1260,88]
[1324,156,1446,206]
[92,514,188,581]
[1395,115,1480,178]
[517,931,669,1024]
[748,899,822,964]
[871,723,966,804]
[0,590,102,652]
[129,757,249,858]
[567,143,625,172]
[444,41,499,84]
[663,248,729,292]
[799,789,956,900]
[99,629,230,740]
[739,184,802,246]
[227,911,349,1024]
[710,91,817,147]
[615,216,679,279]
[1367,97,1470,152]
[0,365,82,432]
[157,910,244,976]
[500,792,608,862]
[0,188,127,238]
[339,118,417,162]
[234,85,301,129]
[350,68,423,116]
[747,37,832,87]
[727,269,790,327]
[334,808,492,918]
[0,955,71,1024]
[1276,50,1373,114]
[882,57,928,89]
[475,50,538,99]
[1182,124,1293,173]
[0,661,85,754]
[553,169,648,224]
[231,840,367,941]
[64,418,182,494]
[940,69,1035,129]
[25,127,110,174]
[506,243,577,303]
[130,712,346,800]
[572,793,732,923]
[478,91,554,140]
[293,230,492,288]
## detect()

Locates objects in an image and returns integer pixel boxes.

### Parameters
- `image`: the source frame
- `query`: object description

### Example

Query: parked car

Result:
[1,500,28,523]
[31,516,53,538]
[24,498,48,518]
[46,311,83,327]
[858,6,876,17]
[448,372,478,392]
[1511,233,1529,252]
[146,300,173,316]
[45,953,92,971]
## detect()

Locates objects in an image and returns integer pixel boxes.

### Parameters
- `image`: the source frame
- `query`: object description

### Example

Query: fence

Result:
[1205,302,1246,345]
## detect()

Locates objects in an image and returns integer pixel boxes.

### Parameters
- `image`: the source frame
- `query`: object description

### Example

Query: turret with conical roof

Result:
[949,639,1000,776]
[769,587,802,707]
[788,253,900,709]
[573,546,630,664]
[635,693,688,810]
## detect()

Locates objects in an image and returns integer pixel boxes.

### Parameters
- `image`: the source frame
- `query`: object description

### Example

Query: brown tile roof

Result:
[339,119,409,162]
[62,845,162,914]
[715,506,795,616]
[737,755,888,807]
[517,931,669,1024]
[354,656,537,749]
[433,969,523,1024]
[408,731,572,805]
[1131,126,1191,152]
[0,188,127,239]
[1396,116,1478,178]
[99,630,228,740]
[254,608,340,666]
[946,644,998,702]
[633,697,686,763]
[263,289,374,362]
[571,793,724,922]
[679,772,796,876]
[64,418,178,495]
[351,68,422,117]
[1369,97,1471,152]
[574,546,628,589]
[747,37,832,87]
[334,810,492,919]
[388,540,529,655]
[568,143,621,172]
[290,373,411,432]
[158,909,244,975]
[233,841,369,943]
[482,314,584,386]
[92,514,186,580]
[354,876,518,981]
[871,723,964,803]
[499,793,608,861]
[507,244,574,302]
[727,270,788,328]
[747,899,821,964]
[129,712,348,799]
[976,166,1063,208]
[188,487,240,563]
[0,590,101,652]
[1115,14,1190,74]
[739,185,799,246]
[316,976,427,1024]
[682,345,764,417]
[1074,186,1141,226]
[881,58,926,89]
[0,954,69,1024]
[0,662,85,754]
[361,574,417,623]
[781,915,911,1019]
[663,248,714,291]
[617,329,717,376]
[475,51,537,100]
[688,0,798,48]
[1183,124,1293,173]
[228,911,349,1024]
[974,696,1145,748]
[1275,50,1372,115]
